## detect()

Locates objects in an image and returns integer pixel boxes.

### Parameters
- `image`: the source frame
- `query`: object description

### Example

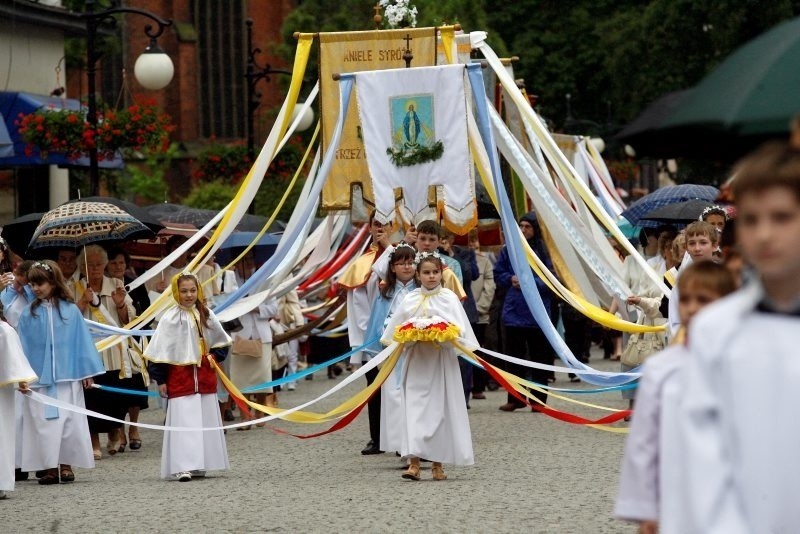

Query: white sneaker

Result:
[176,471,192,482]
[287,383,296,391]
[190,470,206,478]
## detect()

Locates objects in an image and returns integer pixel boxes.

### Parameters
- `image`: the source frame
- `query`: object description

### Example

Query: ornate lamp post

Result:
[244,18,294,163]
[82,0,174,196]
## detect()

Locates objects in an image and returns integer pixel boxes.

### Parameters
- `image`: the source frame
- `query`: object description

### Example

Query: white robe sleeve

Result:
[371,245,394,280]
[0,321,37,386]
[347,274,377,363]
[614,355,665,522]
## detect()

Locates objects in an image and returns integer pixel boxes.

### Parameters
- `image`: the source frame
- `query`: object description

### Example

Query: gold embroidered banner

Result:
[319,28,439,212]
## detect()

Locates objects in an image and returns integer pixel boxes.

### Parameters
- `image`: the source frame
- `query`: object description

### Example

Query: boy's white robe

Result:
[675,281,800,533]
[0,321,36,491]
[381,286,477,466]
[615,344,688,527]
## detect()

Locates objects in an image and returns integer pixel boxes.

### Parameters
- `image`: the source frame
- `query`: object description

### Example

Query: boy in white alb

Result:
[615,261,736,533]
[674,142,800,532]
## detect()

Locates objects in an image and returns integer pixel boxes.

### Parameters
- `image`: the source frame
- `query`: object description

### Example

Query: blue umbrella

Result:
[621,184,719,226]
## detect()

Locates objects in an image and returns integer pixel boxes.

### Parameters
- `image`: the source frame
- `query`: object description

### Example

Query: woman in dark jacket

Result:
[494,211,557,412]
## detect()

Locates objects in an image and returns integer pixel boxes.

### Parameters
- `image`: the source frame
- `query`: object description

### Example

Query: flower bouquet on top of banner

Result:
[393,316,460,344]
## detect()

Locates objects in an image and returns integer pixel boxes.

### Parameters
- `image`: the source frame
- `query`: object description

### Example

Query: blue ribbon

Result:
[466,64,636,387]
[95,335,377,397]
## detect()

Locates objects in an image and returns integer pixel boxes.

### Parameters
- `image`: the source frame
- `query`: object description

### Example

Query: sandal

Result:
[59,466,75,483]
[431,463,447,481]
[401,463,421,481]
[37,468,60,485]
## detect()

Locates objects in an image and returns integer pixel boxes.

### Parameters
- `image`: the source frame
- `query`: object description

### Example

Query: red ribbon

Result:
[475,354,631,425]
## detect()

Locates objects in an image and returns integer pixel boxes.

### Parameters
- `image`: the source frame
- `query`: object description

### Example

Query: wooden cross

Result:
[403,33,414,68]
[373,3,382,29]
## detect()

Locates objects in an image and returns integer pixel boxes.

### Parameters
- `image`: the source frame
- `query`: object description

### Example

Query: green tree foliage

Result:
[487,0,798,129]
[182,180,238,211]
[276,0,508,79]
[115,143,179,204]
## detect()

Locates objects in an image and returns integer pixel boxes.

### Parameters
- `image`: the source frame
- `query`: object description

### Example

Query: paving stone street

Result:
[5,350,636,533]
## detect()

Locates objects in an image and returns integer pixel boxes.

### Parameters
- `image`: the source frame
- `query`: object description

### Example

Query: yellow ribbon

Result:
[211,343,402,423]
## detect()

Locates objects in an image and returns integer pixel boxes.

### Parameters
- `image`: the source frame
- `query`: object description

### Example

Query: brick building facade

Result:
[65,0,297,198]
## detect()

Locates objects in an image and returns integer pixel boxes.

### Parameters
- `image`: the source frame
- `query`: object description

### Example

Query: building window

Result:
[193,0,246,139]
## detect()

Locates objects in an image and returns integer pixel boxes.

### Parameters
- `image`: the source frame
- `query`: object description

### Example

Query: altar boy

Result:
[674,141,800,533]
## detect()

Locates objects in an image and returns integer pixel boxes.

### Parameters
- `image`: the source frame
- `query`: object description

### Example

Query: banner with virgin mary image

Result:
[354,63,476,232]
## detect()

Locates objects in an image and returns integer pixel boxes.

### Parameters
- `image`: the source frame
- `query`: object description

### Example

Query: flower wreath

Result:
[390,241,416,261]
[413,250,441,268]
[699,205,728,221]
[32,261,52,272]
[393,315,460,343]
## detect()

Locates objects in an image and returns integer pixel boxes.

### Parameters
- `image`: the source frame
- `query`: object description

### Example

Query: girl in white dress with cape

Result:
[145,273,232,482]
[381,253,477,481]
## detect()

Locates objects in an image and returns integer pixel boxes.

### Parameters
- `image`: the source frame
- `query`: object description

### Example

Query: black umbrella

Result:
[0,212,43,256]
[67,197,164,234]
[639,199,715,224]
[145,203,286,232]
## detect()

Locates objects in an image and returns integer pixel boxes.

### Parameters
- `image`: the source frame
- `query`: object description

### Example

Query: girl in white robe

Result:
[144,273,232,481]
[381,253,477,481]
[363,243,417,456]
[0,320,36,498]
[17,261,105,485]
[615,261,736,532]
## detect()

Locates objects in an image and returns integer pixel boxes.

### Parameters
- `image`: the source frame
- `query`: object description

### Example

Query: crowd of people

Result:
[2,139,799,530]
[0,235,307,493]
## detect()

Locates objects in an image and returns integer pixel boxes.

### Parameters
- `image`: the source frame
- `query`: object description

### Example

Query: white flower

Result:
[380,0,418,28]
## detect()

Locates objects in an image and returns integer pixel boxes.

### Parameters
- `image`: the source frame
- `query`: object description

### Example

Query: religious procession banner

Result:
[354,64,476,230]
[319,28,439,214]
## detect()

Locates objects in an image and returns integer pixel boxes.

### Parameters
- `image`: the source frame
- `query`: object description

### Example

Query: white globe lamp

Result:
[134,40,174,90]
[291,102,315,132]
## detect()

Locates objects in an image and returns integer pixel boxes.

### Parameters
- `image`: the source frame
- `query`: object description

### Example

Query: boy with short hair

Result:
[674,141,800,532]
[666,220,718,338]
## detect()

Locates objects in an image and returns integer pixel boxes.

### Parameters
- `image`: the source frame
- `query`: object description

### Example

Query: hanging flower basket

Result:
[16,95,175,161]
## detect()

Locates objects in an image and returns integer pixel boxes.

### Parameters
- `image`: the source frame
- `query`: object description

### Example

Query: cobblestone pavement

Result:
[5,349,637,533]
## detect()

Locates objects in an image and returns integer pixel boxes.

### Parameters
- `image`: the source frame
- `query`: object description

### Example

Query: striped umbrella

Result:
[620,184,719,226]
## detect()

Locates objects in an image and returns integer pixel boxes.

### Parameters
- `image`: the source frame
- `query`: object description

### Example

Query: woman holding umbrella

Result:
[75,245,136,459]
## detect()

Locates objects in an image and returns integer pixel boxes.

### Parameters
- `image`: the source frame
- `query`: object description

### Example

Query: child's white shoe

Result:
[176,471,192,482]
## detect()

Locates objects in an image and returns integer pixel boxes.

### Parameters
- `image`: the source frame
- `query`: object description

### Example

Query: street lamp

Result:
[82,0,174,196]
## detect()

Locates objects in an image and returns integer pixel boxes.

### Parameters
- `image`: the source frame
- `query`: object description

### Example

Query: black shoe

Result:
[361,442,384,455]
[223,408,235,422]
[14,469,28,482]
